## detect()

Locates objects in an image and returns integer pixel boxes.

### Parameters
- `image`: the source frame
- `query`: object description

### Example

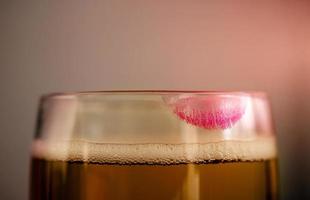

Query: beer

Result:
[31,138,277,200]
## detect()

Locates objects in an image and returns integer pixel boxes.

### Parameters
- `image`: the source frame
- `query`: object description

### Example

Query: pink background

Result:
[1,1,310,199]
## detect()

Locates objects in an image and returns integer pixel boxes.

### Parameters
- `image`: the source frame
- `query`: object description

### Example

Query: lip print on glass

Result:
[164,95,246,129]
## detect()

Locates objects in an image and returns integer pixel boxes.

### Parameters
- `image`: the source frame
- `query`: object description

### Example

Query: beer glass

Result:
[30,91,278,200]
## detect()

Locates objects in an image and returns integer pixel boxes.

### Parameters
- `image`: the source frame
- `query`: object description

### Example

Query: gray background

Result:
[1,1,310,199]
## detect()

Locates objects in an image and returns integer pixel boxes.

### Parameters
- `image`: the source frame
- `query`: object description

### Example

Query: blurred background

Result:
[0,1,309,199]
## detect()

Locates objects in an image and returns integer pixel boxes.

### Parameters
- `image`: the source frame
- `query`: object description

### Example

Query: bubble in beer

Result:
[32,137,276,164]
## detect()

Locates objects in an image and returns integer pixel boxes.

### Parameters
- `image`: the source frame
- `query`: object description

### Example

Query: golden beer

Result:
[31,140,277,200]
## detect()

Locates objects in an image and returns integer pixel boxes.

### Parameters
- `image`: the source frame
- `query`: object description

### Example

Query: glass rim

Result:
[41,90,267,100]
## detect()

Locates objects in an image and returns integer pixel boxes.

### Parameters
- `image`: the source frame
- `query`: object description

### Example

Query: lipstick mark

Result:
[164,95,246,129]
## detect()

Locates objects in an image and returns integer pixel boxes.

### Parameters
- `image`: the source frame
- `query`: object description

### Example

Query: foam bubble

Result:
[32,137,277,164]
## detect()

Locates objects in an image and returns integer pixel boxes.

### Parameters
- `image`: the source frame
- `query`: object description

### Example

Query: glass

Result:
[30,91,278,200]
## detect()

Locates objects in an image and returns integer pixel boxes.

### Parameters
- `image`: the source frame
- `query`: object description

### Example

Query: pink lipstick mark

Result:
[165,96,246,129]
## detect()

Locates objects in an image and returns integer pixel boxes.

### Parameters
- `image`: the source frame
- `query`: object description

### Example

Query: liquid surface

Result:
[31,137,276,164]
[31,159,277,200]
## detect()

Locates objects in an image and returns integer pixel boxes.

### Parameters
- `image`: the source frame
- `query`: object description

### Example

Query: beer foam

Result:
[32,137,277,164]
